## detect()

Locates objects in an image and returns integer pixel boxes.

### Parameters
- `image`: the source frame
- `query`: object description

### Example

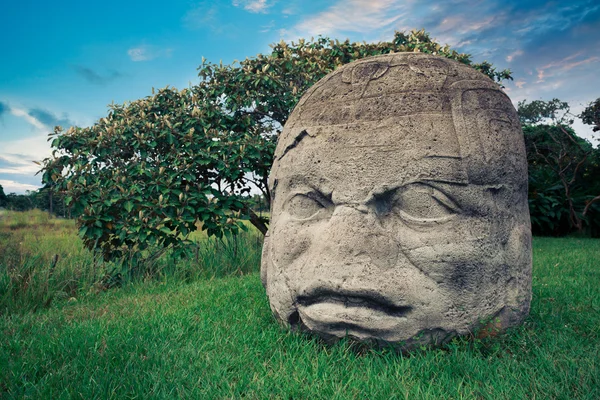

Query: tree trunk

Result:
[245,207,268,236]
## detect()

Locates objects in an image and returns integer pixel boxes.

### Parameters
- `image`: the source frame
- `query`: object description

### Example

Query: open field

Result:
[0,211,599,399]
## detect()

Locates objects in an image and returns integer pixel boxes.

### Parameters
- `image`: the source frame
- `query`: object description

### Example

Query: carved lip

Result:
[296,288,412,318]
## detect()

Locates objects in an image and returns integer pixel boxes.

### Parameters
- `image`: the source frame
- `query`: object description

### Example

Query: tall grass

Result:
[0,210,93,314]
[0,210,263,315]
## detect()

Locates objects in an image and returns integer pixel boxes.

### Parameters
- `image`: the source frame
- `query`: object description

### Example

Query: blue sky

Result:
[1,0,599,193]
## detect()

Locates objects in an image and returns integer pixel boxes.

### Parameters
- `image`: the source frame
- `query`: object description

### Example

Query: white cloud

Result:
[0,134,53,194]
[506,50,523,62]
[260,20,275,33]
[1,134,53,166]
[456,39,474,47]
[430,11,507,49]
[0,154,41,176]
[289,0,407,37]
[467,17,495,32]
[536,69,545,83]
[9,106,46,130]
[183,3,219,30]
[127,45,173,62]
[438,16,463,31]
[233,0,272,13]
[0,179,40,194]
[536,53,599,83]
[127,47,150,62]
[281,7,296,15]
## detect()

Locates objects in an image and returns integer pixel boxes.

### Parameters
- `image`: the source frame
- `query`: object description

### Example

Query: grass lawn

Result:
[0,212,599,398]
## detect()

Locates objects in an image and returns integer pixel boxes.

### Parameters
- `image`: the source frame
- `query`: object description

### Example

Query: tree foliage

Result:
[0,184,7,208]
[518,98,573,125]
[41,30,513,262]
[580,97,600,132]
[41,89,268,260]
[518,99,600,236]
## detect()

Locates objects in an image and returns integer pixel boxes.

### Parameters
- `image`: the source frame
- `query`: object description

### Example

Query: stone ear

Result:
[260,232,271,288]
[341,65,354,83]
[503,223,533,313]
[372,64,389,80]
[503,224,530,268]
[341,62,389,84]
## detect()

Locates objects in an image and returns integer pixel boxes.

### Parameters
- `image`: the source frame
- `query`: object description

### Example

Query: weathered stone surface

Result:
[261,53,532,350]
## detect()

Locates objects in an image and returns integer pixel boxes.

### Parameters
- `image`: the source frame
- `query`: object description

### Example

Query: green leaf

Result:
[124,201,134,213]
[78,226,88,238]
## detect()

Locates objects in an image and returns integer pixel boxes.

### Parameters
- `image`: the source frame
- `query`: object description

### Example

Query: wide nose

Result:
[319,204,400,270]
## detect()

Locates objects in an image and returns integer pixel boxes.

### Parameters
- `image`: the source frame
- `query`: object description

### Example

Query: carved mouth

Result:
[296,288,412,318]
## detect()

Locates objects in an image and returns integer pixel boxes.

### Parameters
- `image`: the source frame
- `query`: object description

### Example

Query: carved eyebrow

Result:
[273,175,334,197]
[366,179,468,201]
[278,129,315,161]
[420,178,469,187]
[287,188,333,209]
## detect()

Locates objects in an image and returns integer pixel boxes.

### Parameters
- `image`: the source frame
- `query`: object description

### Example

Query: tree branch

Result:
[242,206,268,236]
[583,195,600,217]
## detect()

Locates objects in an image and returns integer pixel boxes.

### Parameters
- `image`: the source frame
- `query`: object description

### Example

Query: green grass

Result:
[0,210,95,314]
[0,211,599,399]
[0,210,263,315]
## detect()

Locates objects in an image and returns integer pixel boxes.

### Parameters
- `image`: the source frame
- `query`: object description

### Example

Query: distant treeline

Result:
[0,186,71,217]
[0,185,268,219]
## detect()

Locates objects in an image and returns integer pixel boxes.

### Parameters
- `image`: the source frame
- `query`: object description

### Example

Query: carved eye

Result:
[393,184,460,224]
[284,192,330,221]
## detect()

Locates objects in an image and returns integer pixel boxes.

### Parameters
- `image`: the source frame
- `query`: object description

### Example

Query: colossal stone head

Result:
[261,53,532,349]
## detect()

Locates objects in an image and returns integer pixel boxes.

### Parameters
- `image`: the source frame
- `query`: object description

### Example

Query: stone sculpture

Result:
[261,53,532,349]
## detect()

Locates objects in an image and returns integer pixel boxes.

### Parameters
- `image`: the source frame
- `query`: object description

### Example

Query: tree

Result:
[580,97,600,133]
[41,30,513,262]
[41,90,268,261]
[0,184,7,208]
[5,192,35,211]
[519,99,600,235]
[32,185,69,218]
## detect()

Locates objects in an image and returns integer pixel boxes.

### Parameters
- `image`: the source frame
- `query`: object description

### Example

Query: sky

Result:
[1,0,599,194]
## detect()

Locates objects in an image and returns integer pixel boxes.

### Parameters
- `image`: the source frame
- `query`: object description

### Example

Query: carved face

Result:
[262,54,532,347]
